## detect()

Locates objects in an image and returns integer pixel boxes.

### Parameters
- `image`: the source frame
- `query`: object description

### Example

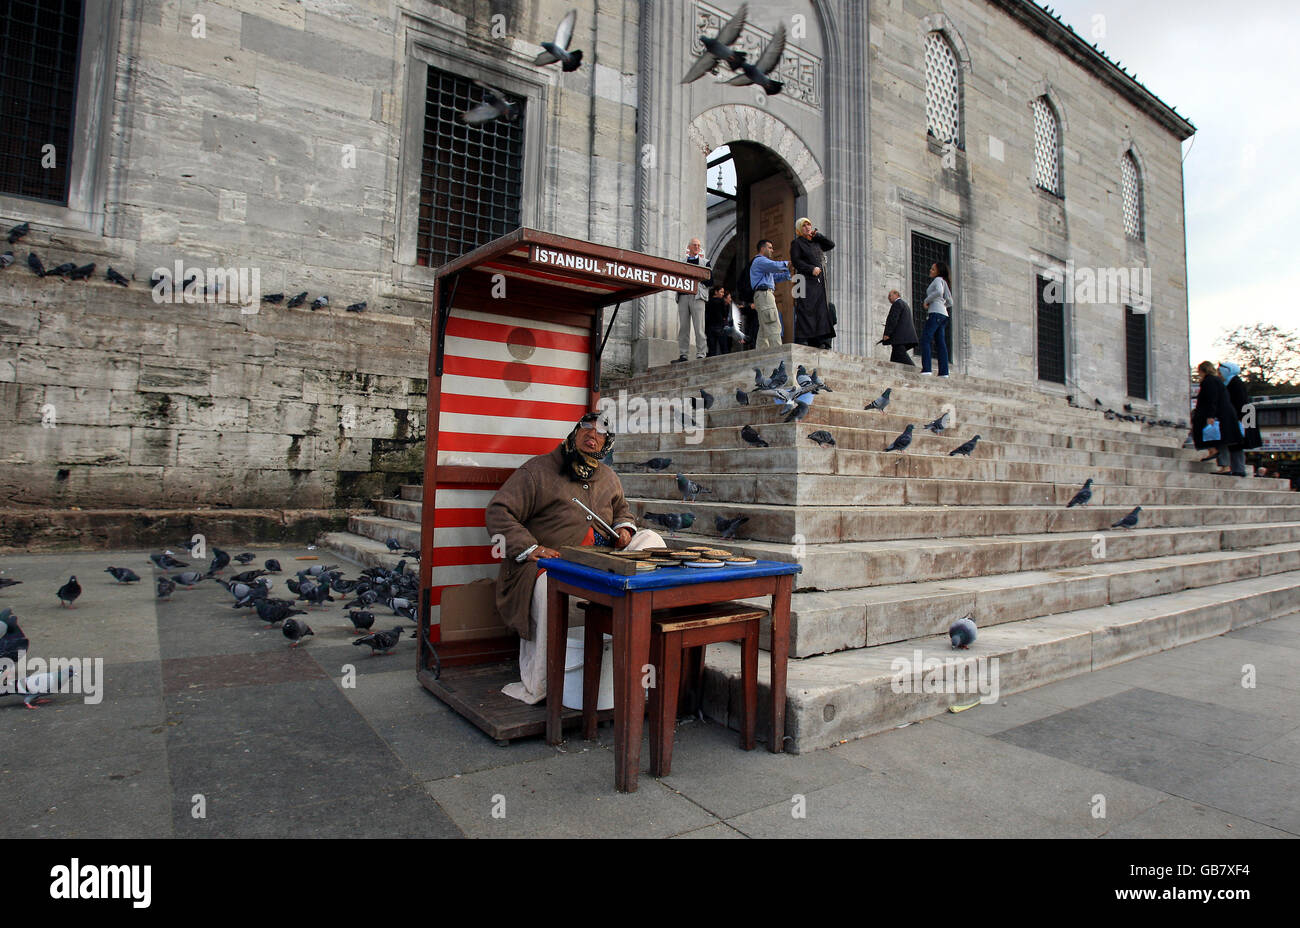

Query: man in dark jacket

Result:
[790,218,836,348]
[881,289,919,365]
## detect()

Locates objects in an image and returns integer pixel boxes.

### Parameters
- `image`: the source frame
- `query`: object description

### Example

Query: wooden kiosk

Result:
[416,228,710,742]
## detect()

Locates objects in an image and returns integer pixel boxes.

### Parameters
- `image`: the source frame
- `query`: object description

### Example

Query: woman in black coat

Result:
[790,218,836,348]
[1191,360,1243,467]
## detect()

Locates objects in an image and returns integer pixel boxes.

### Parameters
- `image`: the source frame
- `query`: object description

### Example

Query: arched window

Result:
[1033,97,1062,196]
[925,32,960,146]
[1121,152,1143,239]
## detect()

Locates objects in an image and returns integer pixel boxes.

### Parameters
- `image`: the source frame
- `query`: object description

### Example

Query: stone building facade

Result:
[0,0,1192,511]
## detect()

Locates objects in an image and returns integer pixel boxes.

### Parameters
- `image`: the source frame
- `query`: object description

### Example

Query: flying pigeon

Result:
[1110,506,1142,529]
[735,388,749,406]
[286,291,308,308]
[922,411,949,434]
[348,610,376,634]
[1066,479,1094,508]
[461,81,519,125]
[354,625,405,656]
[865,388,891,411]
[637,457,673,471]
[715,515,749,539]
[533,9,583,71]
[156,576,175,601]
[7,221,30,244]
[233,552,256,565]
[782,400,810,423]
[27,252,44,277]
[345,301,367,313]
[725,22,785,95]
[105,267,129,286]
[283,617,314,648]
[682,2,748,83]
[310,295,328,310]
[949,615,977,650]
[884,425,914,452]
[17,664,76,709]
[643,512,694,532]
[56,576,81,608]
[104,567,141,584]
[949,435,981,457]
[807,430,835,447]
[677,473,711,502]
[740,425,769,447]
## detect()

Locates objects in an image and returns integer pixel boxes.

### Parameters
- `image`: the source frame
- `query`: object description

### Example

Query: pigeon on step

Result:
[807,430,835,447]
[643,512,694,532]
[922,411,949,434]
[949,615,977,650]
[283,618,314,647]
[715,515,749,539]
[1066,479,1094,508]
[676,473,710,502]
[884,425,914,452]
[735,388,750,406]
[1110,506,1142,529]
[949,435,981,457]
[740,425,768,447]
[353,625,405,656]
[864,388,891,411]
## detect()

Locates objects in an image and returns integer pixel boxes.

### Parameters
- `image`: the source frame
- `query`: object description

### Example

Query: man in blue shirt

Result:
[749,239,792,350]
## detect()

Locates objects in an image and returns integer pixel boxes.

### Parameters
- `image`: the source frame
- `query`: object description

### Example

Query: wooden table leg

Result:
[545,580,569,746]
[768,574,792,754]
[612,593,651,793]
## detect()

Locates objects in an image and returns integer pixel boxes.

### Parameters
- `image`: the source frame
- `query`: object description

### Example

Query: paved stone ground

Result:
[2,546,1297,839]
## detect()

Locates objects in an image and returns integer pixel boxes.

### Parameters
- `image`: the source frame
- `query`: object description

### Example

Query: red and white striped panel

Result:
[430,308,591,626]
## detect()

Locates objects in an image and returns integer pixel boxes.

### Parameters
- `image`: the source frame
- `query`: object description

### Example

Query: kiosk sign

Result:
[529,245,698,293]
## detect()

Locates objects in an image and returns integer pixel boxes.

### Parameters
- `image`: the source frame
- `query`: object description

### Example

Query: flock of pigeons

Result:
[462,4,789,126]
[2,542,428,708]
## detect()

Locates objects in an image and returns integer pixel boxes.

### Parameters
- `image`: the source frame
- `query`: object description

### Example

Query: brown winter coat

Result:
[484,446,635,639]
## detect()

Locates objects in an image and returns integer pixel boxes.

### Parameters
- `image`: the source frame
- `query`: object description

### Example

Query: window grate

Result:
[417,67,526,269]
[0,0,83,204]
[1121,153,1142,239]
[1125,305,1148,399]
[1037,274,1066,384]
[924,33,959,145]
[911,232,953,359]
[1033,97,1061,196]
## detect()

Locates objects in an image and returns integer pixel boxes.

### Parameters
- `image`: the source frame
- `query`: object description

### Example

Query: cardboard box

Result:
[439,577,513,643]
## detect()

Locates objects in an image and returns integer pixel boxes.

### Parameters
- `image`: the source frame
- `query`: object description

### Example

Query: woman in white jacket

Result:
[919,261,953,376]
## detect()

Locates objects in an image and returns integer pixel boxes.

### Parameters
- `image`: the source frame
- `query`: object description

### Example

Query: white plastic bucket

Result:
[561,630,614,711]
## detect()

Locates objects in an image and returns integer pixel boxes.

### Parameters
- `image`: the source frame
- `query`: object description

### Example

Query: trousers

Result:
[920,312,949,375]
[753,290,782,350]
[677,294,706,358]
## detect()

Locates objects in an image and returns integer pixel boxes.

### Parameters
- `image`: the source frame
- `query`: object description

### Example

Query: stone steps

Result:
[701,569,1300,753]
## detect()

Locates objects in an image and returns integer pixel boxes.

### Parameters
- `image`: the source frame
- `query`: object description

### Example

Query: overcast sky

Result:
[1044,0,1299,367]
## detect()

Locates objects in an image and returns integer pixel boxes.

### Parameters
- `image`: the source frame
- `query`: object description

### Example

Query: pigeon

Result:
[0,578,22,589]
[264,559,282,573]
[262,292,284,304]
[807,430,835,447]
[767,360,788,388]
[808,369,833,393]
[302,583,335,609]
[1110,506,1142,529]
[104,566,141,584]
[735,388,749,406]
[677,473,710,502]
[231,568,267,583]
[348,610,376,634]
[682,1,748,83]
[740,425,768,447]
[233,552,256,565]
[7,221,30,244]
[533,9,583,71]
[796,365,814,392]
[56,576,82,608]
[1066,479,1094,508]
[286,291,308,308]
[311,296,328,310]
[642,512,694,532]
[354,625,405,656]
[68,262,95,281]
[725,22,786,95]
[149,553,187,571]
[949,615,977,650]
[208,548,230,575]
[169,571,205,589]
[699,388,714,410]
[0,609,29,662]
[49,262,77,278]
[105,267,129,286]
[17,664,76,709]
[922,411,949,434]
[636,457,673,471]
[385,596,414,615]
[715,515,748,539]
[949,435,981,457]
[345,301,367,313]
[461,81,519,125]
[386,537,402,552]
[156,576,175,601]
[782,400,810,423]
[884,424,914,452]
[0,251,12,269]
[865,388,891,411]
[256,599,305,628]
[27,252,44,277]
[283,617,314,648]
[753,367,773,391]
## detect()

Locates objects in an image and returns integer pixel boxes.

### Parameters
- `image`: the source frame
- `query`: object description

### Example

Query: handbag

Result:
[1202,421,1222,443]
[1242,425,1263,450]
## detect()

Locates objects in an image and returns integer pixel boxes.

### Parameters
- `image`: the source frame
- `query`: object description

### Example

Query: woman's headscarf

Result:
[560,414,616,481]
[1218,361,1241,383]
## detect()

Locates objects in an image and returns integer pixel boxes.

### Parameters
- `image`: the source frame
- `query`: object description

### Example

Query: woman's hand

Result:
[529,546,561,561]
[615,528,633,549]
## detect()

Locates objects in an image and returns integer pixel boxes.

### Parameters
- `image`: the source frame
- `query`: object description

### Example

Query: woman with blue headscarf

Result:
[1218,361,1254,475]
[1192,360,1243,474]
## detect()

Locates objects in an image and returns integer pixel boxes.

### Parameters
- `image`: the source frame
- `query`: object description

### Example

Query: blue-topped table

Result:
[540,555,802,792]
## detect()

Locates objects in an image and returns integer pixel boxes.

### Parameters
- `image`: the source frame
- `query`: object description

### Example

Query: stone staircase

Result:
[320,344,1300,753]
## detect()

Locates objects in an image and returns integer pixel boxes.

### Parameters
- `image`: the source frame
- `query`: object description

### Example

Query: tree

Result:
[1214,323,1300,392]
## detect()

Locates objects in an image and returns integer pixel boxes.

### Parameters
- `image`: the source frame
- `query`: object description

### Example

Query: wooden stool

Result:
[577,601,768,776]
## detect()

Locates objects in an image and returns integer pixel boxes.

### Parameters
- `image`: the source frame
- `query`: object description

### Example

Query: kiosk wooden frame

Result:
[416,228,710,741]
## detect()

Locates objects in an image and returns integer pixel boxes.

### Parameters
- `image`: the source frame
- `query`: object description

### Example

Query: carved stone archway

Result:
[687,104,824,194]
